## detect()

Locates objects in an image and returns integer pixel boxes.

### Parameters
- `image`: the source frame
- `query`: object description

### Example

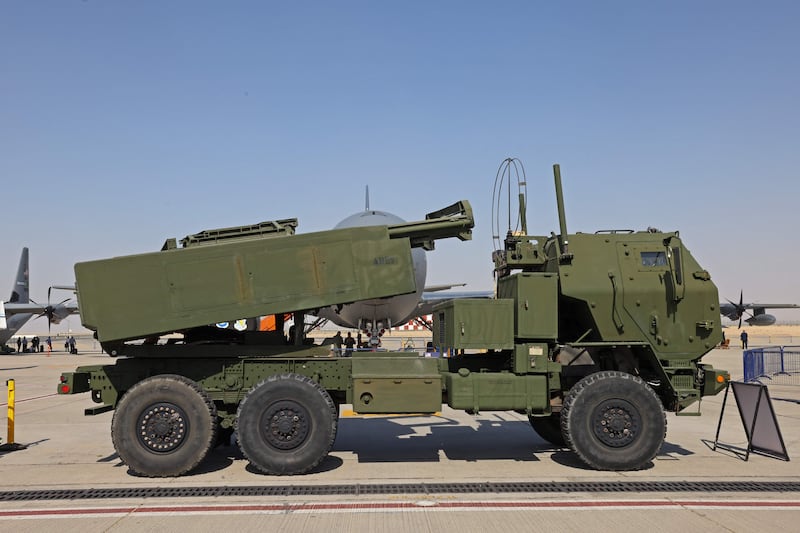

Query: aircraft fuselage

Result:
[317,207,428,341]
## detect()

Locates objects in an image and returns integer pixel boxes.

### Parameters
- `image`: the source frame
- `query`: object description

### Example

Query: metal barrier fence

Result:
[743,346,800,385]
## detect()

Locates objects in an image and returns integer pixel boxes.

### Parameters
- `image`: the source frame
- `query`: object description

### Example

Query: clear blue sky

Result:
[3,1,799,335]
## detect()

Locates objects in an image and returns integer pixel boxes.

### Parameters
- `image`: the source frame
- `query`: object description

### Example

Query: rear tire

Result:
[561,371,665,471]
[236,373,337,475]
[111,375,217,477]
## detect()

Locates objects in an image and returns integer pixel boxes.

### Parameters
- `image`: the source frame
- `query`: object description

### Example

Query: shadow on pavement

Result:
[333,416,554,463]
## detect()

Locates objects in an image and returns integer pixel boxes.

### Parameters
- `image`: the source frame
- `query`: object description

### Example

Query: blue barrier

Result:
[743,346,800,385]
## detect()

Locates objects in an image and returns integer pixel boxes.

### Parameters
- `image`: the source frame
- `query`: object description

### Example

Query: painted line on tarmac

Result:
[2,499,800,519]
[0,393,57,407]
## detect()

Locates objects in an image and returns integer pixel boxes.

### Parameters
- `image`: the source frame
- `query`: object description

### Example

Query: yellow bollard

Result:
[0,379,24,450]
[7,379,14,444]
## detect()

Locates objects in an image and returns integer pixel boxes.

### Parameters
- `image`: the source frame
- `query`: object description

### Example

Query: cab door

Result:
[617,241,675,351]
[618,236,719,354]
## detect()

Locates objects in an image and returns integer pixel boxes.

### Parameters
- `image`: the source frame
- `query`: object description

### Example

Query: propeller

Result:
[725,290,752,329]
[29,286,74,332]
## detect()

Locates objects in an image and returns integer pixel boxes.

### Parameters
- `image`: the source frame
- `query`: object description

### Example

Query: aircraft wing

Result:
[720,302,800,313]
[737,303,800,310]
[2,302,45,315]
[423,283,466,293]
[719,299,799,326]
[2,301,79,318]
[413,288,495,318]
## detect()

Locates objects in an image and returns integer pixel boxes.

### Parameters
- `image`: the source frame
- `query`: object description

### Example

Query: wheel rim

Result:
[259,400,310,450]
[136,402,189,453]
[591,398,640,448]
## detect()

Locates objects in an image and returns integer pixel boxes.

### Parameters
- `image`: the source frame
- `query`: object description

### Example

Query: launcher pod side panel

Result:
[76,225,417,342]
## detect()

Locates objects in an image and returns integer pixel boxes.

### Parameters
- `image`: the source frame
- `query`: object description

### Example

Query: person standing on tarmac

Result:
[332,331,343,356]
[344,332,356,357]
[740,330,749,350]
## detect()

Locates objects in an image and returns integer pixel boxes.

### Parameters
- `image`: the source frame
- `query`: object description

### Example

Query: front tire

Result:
[236,373,337,475]
[561,371,666,471]
[111,374,218,477]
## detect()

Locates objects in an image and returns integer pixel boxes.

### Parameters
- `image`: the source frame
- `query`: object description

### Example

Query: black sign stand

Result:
[711,381,789,461]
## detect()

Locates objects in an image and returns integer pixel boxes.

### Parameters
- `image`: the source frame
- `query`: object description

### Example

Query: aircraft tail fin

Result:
[9,248,29,304]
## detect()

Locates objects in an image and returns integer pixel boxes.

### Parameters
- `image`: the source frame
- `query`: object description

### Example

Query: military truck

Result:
[58,164,728,477]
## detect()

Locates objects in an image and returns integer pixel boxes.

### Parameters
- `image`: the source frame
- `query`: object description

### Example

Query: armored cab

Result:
[433,162,728,471]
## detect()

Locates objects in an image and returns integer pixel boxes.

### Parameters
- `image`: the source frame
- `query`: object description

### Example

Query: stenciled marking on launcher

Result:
[373,256,398,266]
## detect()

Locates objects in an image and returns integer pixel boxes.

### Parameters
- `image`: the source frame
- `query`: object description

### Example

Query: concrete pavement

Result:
[0,346,798,532]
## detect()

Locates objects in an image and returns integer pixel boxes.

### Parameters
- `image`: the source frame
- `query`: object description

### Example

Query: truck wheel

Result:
[528,413,565,446]
[561,371,666,471]
[236,373,337,475]
[111,375,218,477]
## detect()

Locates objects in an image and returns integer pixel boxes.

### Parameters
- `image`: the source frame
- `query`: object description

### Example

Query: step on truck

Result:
[58,162,729,477]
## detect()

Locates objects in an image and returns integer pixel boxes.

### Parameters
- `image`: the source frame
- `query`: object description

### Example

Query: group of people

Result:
[13,335,75,354]
[65,336,78,354]
[15,335,48,353]
[331,331,377,356]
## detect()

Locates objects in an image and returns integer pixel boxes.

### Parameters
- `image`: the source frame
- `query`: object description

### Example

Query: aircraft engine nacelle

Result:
[745,313,776,326]
[48,304,73,324]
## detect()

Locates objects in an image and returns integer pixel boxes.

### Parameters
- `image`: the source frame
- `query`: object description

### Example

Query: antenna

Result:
[491,157,528,252]
[365,185,370,211]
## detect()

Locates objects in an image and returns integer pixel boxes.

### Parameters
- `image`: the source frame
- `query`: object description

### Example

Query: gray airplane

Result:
[0,248,79,352]
[720,291,799,327]
[313,188,491,343]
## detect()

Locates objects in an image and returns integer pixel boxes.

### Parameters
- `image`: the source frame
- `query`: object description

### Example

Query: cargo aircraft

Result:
[0,248,79,352]
[311,187,491,345]
[720,291,799,327]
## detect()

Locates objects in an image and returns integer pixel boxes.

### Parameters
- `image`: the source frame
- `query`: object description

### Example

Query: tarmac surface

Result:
[0,344,798,532]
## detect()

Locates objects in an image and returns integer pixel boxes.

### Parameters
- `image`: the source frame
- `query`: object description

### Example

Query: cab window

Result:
[641,251,667,267]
